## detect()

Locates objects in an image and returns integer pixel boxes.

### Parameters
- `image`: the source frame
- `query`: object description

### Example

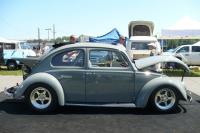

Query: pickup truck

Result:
[163,44,200,66]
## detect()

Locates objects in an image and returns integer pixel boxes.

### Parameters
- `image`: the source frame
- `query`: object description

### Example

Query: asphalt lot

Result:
[0,92,200,133]
[0,76,200,133]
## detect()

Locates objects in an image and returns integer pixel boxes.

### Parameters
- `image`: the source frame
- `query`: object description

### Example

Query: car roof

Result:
[179,44,192,47]
[52,42,125,52]
[41,42,126,60]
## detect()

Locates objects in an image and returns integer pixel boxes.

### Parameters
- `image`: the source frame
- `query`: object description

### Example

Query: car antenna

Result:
[181,69,186,82]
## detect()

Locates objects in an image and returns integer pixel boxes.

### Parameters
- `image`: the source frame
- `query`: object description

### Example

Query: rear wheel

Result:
[150,86,179,112]
[25,84,58,112]
[7,60,17,70]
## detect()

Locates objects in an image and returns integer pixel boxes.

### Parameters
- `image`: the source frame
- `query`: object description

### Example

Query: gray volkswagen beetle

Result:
[4,43,192,112]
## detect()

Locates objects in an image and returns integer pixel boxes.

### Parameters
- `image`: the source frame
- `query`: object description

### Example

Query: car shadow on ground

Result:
[0,92,199,116]
[0,98,188,115]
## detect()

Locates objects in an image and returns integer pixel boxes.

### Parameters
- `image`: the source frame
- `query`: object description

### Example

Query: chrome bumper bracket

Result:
[4,86,17,97]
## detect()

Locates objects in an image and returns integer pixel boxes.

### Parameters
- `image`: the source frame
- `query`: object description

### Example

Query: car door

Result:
[86,48,134,103]
[175,46,191,64]
[191,46,200,65]
[50,48,86,103]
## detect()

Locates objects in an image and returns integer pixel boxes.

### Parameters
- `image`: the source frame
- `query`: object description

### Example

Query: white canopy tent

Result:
[0,37,20,43]
[160,17,200,39]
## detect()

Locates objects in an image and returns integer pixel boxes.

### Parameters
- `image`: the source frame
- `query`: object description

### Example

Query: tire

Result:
[149,86,179,112]
[7,61,17,70]
[25,83,58,112]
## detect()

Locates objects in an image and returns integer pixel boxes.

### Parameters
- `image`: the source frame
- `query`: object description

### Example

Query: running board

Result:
[65,103,136,108]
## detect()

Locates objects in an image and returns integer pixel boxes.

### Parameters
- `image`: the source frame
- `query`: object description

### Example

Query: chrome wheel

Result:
[154,88,176,111]
[30,87,52,109]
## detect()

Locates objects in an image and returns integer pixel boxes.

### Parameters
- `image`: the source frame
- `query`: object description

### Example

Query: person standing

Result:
[69,35,77,44]
[117,36,126,51]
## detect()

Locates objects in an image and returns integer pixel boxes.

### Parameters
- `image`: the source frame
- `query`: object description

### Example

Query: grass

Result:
[0,66,23,76]
[162,69,200,77]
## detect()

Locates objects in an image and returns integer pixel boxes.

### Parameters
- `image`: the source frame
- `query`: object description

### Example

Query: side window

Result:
[52,49,84,67]
[4,43,15,49]
[192,46,200,52]
[89,50,129,68]
[176,46,189,53]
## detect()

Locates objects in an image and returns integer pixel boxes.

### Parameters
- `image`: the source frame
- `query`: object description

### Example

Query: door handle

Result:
[185,54,189,56]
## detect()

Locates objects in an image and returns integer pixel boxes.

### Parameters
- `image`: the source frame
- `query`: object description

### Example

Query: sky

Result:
[0,0,200,40]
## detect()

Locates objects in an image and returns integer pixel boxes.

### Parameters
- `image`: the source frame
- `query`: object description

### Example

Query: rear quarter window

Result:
[51,49,84,67]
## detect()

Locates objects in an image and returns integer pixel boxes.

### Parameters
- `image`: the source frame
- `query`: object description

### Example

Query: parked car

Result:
[163,44,200,66]
[4,43,192,112]
[1,41,36,70]
[0,43,3,65]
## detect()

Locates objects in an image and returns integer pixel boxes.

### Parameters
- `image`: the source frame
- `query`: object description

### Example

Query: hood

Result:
[134,55,190,72]
[14,57,40,68]
[162,52,175,56]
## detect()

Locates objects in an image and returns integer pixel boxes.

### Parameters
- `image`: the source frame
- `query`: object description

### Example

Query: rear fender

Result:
[14,72,65,106]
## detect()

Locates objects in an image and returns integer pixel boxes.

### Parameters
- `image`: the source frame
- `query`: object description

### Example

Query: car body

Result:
[0,41,36,69]
[4,43,192,112]
[163,44,200,66]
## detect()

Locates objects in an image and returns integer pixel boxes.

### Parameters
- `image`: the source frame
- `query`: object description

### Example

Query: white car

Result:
[163,44,200,66]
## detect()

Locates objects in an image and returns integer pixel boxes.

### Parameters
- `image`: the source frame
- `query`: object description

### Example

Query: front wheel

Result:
[150,87,179,112]
[25,84,58,112]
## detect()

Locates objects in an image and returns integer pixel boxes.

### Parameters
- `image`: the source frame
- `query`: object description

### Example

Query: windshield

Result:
[170,46,181,53]
[20,42,32,49]
[131,42,154,50]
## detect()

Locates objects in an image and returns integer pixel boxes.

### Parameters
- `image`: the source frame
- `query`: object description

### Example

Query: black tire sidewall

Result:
[25,83,58,112]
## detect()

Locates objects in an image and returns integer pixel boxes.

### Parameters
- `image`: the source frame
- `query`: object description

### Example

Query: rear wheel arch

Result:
[21,73,65,106]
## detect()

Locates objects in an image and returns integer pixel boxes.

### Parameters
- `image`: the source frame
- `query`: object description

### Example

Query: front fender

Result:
[135,76,187,108]
[14,72,65,106]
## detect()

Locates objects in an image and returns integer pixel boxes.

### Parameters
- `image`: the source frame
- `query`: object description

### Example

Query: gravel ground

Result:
[0,76,23,92]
